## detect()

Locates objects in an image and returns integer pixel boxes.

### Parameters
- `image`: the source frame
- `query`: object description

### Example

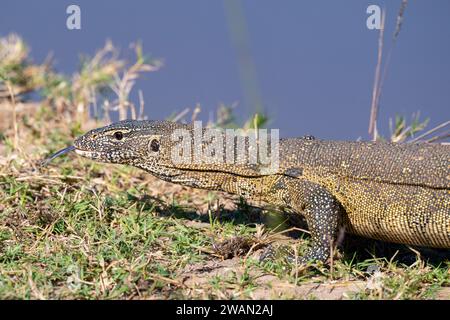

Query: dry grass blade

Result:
[148,273,184,287]
[370,1,409,142]
[393,0,408,41]
[4,81,19,149]
[408,120,450,143]
[0,34,49,101]
[109,42,162,120]
[375,1,409,130]
[171,108,191,123]
[72,40,124,122]
[138,90,145,120]
[425,131,450,143]
[368,9,386,140]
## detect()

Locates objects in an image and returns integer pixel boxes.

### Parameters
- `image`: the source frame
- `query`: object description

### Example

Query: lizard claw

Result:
[259,243,328,267]
[259,243,302,265]
[259,244,277,262]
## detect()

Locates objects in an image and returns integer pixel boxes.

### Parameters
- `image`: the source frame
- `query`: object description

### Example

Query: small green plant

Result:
[388,113,429,143]
[0,33,48,100]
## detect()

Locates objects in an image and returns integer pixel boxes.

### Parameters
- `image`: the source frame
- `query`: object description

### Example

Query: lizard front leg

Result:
[296,186,342,263]
[261,180,342,265]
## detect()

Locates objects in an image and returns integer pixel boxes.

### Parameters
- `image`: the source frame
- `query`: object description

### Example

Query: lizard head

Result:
[73,119,191,180]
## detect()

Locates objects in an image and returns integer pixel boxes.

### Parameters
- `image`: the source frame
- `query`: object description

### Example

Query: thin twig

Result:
[368,9,386,140]
[138,90,145,120]
[130,102,137,120]
[5,81,19,149]
[426,131,450,143]
[375,1,409,126]
[172,107,190,122]
[409,120,450,143]
[191,103,201,122]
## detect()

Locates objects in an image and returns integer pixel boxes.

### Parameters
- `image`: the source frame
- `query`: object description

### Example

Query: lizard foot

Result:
[259,243,304,266]
[259,244,277,262]
[260,243,329,266]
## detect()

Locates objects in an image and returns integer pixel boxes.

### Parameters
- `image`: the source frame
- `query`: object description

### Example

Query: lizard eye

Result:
[114,131,123,140]
[150,139,160,152]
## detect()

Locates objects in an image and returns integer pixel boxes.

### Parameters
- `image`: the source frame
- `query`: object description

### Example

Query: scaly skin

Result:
[67,120,450,263]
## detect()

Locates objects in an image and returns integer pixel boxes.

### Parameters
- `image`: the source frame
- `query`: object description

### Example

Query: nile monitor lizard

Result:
[44,120,450,263]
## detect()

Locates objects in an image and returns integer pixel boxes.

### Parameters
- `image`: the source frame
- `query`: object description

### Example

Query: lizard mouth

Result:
[42,145,105,166]
[74,148,107,160]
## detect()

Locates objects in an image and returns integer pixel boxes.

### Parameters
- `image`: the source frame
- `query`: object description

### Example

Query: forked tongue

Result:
[41,145,75,167]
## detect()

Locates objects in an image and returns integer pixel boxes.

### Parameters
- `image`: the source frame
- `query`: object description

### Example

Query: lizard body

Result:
[53,120,449,263]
